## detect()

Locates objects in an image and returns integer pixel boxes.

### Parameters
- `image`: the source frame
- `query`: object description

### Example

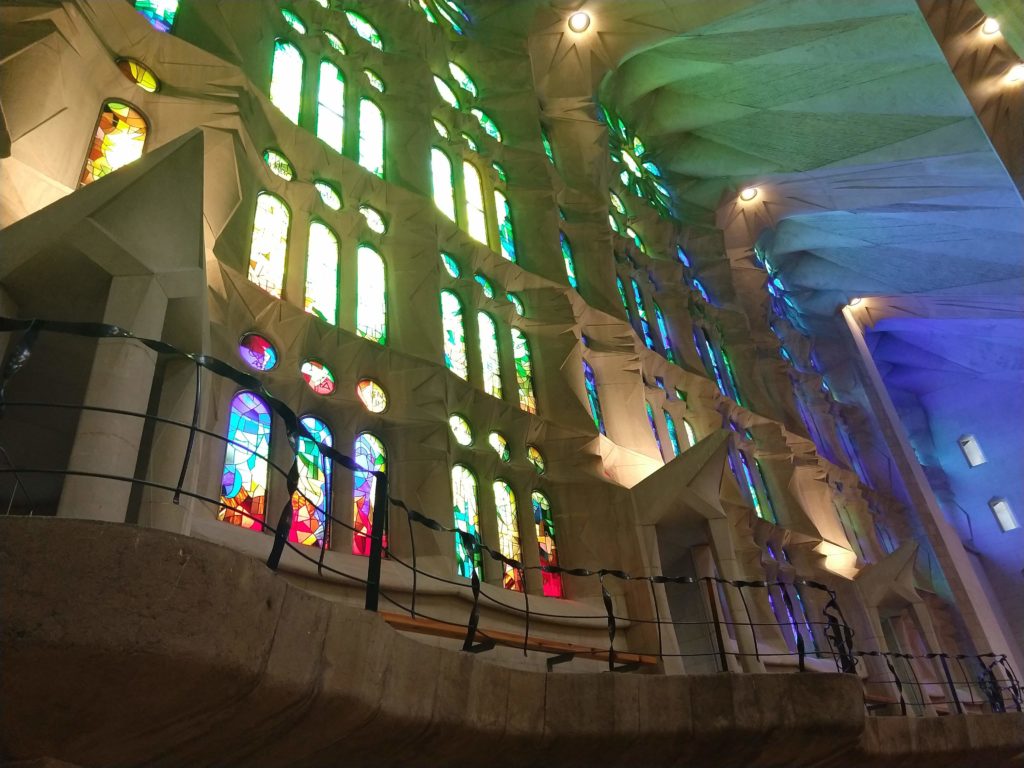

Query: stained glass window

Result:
[631,279,655,350]
[754,459,778,524]
[470,108,501,142]
[473,274,494,298]
[541,129,554,164]
[608,213,620,233]
[431,148,456,220]
[364,69,384,93]
[301,359,336,395]
[683,419,697,448]
[357,245,386,344]
[79,101,147,187]
[449,414,473,445]
[356,379,388,412]
[281,8,306,34]
[441,252,460,277]
[582,360,605,435]
[463,161,488,244]
[263,149,294,180]
[489,432,510,461]
[248,192,289,297]
[133,0,178,32]
[116,59,159,92]
[676,245,691,267]
[739,452,769,521]
[526,444,545,474]
[653,302,676,363]
[432,0,465,33]
[532,491,563,597]
[721,347,744,406]
[317,60,344,152]
[290,416,332,547]
[477,312,502,398]
[494,190,516,262]
[323,31,346,53]
[219,392,271,530]
[417,0,438,24]
[616,276,631,319]
[507,292,524,316]
[315,180,342,210]
[493,481,523,591]
[345,11,383,50]
[304,221,339,324]
[461,133,478,151]
[610,191,626,215]
[664,410,681,457]
[358,99,384,178]
[239,333,278,371]
[559,232,578,289]
[440,290,468,379]
[352,432,387,555]
[433,119,449,139]
[271,40,303,124]
[434,76,460,108]
[449,62,477,96]
[492,162,507,183]
[645,402,663,458]
[451,465,482,578]
[359,205,387,234]
[511,328,536,414]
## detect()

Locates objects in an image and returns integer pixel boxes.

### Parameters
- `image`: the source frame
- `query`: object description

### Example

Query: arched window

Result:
[305,221,338,324]
[80,101,148,187]
[738,452,776,523]
[645,402,663,458]
[359,99,385,177]
[344,10,383,50]
[616,277,631,320]
[133,0,178,32]
[510,328,536,414]
[531,491,563,597]
[493,480,523,591]
[431,148,456,220]
[352,432,387,555]
[630,278,655,350]
[494,190,516,262]
[270,40,303,124]
[582,360,605,435]
[720,347,744,406]
[664,410,681,457]
[653,302,677,363]
[463,161,487,244]
[754,459,778,524]
[248,192,290,298]
[317,60,344,152]
[440,290,468,379]
[683,418,697,448]
[357,245,387,344]
[290,416,333,547]
[477,312,502,398]
[451,464,482,578]
[559,231,578,289]
[219,392,272,531]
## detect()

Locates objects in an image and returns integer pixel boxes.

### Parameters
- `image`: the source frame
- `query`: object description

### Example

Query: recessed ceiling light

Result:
[848,297,863,307]
[1008,63,1024,83]
[739,186,758,201]
[980,17,1000,35]
[567,11,590,33]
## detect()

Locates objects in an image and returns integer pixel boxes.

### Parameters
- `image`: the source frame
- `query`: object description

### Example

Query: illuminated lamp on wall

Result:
[980,17,1000,35]
[957,434,986,467]
[989,498,1019,532]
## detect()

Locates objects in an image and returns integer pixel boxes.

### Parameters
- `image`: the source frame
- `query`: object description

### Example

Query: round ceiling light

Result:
[568,11,590,33]
[980,17,1000,35]
[1008,63,1024,83]
[739,186,759,201]
[848,297,863,307]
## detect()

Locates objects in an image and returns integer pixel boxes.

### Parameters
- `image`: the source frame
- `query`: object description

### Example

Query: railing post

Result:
[705,578,729,673]
[364,471,389,612]
[939,654,964,714]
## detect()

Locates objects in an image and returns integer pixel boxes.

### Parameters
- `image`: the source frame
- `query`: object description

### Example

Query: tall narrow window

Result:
[493,481,523,591]
[494,190,516,261]
[532,491,563,597]
[290,416,333,547]
[582,360,605,435]
[440,290,468,379]
[357,245,387,344]
[477,312,502,398]
[248,192,290,298]
[133,0,178,32]
[511,328,536,414]
[683,419,697,448]
[452,464,482,579]
[664,410,681,457]
[80,101,148,187]
[739,452,774,522]
[359,98,384,177]
[616,276,632,320]
[219,392,272,531]
[631,278,655,350]
[270,40,303,124]
[721,347,744,406]
[645,402,663,458]
[463,161,488,244]
[352,432,387,555]
[305,221,338,324]
[431,148,456,221]
[317,60,344,152]
[559,231,578,289]
[754,459,778,524]
[653,302,677,363]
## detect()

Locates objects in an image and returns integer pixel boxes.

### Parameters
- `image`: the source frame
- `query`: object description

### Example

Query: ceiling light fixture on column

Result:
[739,186,759,201]
[568,11,590,33]
[980,17,1000,35]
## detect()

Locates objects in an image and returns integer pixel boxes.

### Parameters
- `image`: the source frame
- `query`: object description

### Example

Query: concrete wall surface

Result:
[2,517,1021,768]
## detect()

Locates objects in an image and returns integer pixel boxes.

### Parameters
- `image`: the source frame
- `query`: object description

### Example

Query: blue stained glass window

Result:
[616,277,631,319]
[654,302,677,363]
[452,464,482,578]
[352,432,387,556]
[559,231,578,289]
[495,190,516,262]
[133,0,178,32]
[646,402,663,459]
[582,360,605,435]
[219,391,272,531]
[290,416,332,548]
[631,278,655,350]
[664,410,681,457]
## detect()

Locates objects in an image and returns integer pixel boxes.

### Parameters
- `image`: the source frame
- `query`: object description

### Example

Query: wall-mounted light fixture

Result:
[739,186,758,201]
[1008,63,1024,83]
[848,297,863,307]
[980,17,1001,35]
[989,498,1019,532]
[957,434,986,467]
[567,11,590,33]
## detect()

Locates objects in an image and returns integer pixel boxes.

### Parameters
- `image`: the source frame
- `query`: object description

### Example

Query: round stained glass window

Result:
[116,59,159,93]
[239,333,277,371]
[488,432,510,461]
[359,205,387,234]
[300,359,336,395]
[526,444,545,474]
[356,378,388,412]
[315,181,342,210]
[449,414,472,446]
[263,149,294,180]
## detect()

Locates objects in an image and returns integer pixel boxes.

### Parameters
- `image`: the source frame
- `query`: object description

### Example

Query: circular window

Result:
[239,333,278,371]
[300,359,336,396]
[488,432,510,462]
[356,379,388,413]
[526,444,545,475]
[448,414,472,446]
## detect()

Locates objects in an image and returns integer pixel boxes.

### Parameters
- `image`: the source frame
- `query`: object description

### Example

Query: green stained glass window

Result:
[583,360,605,435]
[448,62,478,96]
[683,418,697,448]
[432,0,465,34]
[609,213,620,233]
[263,149,294,180]
[754,459,778,524]
[317,60,344,152]
[281,8,306,33]
[559,231,578,289]
[449,414,472,445]
[653,302,677,363]
[452,464,482,579]
[477,311,502,398]
[314,180,341,210]
[352,432,387,555]
[495,190,516,262]
[357,244,386,344]
[616,276,631,318]
[507,292,524,316]
[664,410,681,457]
[440,290,468,379]
[646,402,663,458]
[461,132,478,152]
[441,252,460,277]
[473,274,494,298]
[445,0,471,22]
[359,205,386,234]
[133,0,178,32]
[433,119,450,138]
[532,491,563,597]
[526,445,545,474]
[431,147,455,220]
[492,161,507,183]
[417,0,438,23]
[358,99,384,178]
[470,108,501,142]
[739,452,769,521]
[271,40,303,124]
[610,191,626,215]
[541,128,554,164]
[364,68,384,92]
[631,278,655,350]
[219,391,271,530]
[511,328,536,414]
[248,192,289,297]
[493,480,523,591]
[305,221,339,324]
[117,59,159,92]
[345,11,383,50]
[721,347,744,406]
[433,76,460,108]
[356,379,388,412]
[79,101,148,186]
[290,416,331,548]
[489,432,510,461]
[323,31,346,53]
[463,161,487,243]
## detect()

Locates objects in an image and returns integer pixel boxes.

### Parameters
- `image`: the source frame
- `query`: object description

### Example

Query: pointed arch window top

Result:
[80,101,148,187]
[344,11,383,50]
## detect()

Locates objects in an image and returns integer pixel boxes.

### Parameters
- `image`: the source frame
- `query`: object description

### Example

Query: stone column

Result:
[707,517,766,673]
[57,275,168,522]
